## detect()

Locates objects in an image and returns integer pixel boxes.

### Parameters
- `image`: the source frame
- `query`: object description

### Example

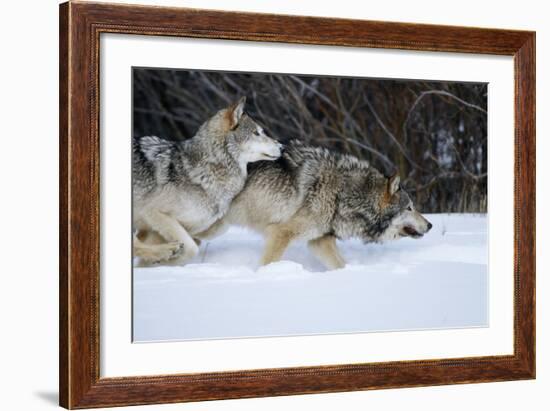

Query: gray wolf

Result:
[133,97,283,265]
[200,140,432,270]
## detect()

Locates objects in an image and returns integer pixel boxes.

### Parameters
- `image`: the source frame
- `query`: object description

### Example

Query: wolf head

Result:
[197,97,283,165]
[374,174,433,241]
[334,168,432,243]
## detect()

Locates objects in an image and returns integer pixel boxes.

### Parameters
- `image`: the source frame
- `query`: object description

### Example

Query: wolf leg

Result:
[137,228,164,244]
[260,225,295,266]
[140,228,203,247]
[133,234,184,266]
[143,210,199,263]
[308,235,346,270]
[194,217,229,240]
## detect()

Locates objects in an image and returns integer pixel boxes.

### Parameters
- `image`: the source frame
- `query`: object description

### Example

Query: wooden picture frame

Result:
[59,1,535,408]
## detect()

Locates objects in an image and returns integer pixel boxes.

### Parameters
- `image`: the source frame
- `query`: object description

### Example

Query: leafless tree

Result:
[133,68,487,213]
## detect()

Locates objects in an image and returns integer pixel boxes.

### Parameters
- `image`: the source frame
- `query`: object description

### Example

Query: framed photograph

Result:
[59,1,535,409]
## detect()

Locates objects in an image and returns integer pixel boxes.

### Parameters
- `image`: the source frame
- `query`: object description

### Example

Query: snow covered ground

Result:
[133,214,488,342]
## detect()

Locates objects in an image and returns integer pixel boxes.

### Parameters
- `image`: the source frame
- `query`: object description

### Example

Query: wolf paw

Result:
[136,242,185,266]
[169,242,185,259]
[152,242,184,264]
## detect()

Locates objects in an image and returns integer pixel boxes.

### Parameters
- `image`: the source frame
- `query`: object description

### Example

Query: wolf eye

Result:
[253,130,260,136]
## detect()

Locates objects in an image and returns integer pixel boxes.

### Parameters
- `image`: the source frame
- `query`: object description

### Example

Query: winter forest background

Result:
[133,68,487,213]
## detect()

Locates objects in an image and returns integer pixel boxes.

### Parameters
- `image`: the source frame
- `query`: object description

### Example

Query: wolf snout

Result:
[271,141,284,154]
[269,142,284,156]
[427,221,433,231]
[257,140,283,161]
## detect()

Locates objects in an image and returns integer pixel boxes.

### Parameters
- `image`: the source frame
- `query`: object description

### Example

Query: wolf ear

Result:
[227,96,246,130]
[387,174,401,196]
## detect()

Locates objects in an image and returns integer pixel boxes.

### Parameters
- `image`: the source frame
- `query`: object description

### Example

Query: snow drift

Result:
[133,213,487,342]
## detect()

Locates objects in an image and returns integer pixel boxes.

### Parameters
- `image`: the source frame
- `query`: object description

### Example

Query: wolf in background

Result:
[133,97,283,265]
[200,140,432,269]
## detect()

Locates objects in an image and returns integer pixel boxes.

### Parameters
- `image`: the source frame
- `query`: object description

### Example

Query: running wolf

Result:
[133,97,283,265]
[201,140,432,269]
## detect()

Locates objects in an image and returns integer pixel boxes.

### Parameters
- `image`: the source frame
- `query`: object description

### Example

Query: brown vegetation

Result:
[133,68,487,213]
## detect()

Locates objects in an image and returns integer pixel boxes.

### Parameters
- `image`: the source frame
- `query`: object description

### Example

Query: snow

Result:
[133,214,488,342]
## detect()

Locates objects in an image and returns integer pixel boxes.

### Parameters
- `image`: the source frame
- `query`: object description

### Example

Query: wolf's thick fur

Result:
[200,140,432,269]
[133,97,282,265]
